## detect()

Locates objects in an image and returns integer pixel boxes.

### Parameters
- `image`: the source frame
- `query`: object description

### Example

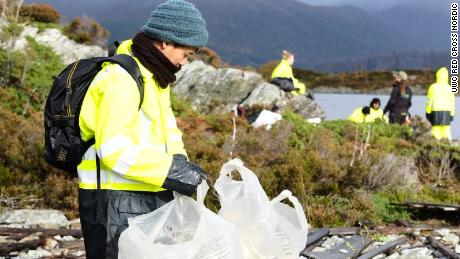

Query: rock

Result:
[173,61,326,120]
[69,218,81,230]
[26,247,52,258]
[240,83,289,109]
[312,247,326,252]
[441,233,460,247]
[372,254,386,259]
[0,236,12,243]
[400,247,433,258]
[339,249,348,253]
[0,209,69,228]
[455,244,460,254]
[385,253,400,259]
[71,250,85,257]
[54,235,76,242]
[289,95,326,120]
[173,61,259,114]
[0,23,106,65]
[43,237,58,250]
[434,228,450,237]
[321,235,345,249]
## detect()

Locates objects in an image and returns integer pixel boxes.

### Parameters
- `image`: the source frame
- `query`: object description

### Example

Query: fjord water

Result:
[314,93,460,140]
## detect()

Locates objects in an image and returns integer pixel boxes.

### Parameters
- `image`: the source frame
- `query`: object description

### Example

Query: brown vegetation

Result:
[63,15,109,47]
[19,3,60,24]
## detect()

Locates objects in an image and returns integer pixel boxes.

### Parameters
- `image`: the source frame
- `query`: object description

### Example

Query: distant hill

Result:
[26,0,447,72]
[312,49,449,73]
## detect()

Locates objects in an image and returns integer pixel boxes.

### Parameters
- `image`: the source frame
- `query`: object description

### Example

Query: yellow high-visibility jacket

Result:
[78,39,187,191]
[348,107,369,123]
[368,108,388,123]
[348,107,387,123]
[426,67,455,125]
[271,60,306,95]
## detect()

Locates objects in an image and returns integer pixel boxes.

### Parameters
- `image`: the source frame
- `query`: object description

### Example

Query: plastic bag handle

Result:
[196,181,209,204]
[271,190,308,231]
[217,158,261,192]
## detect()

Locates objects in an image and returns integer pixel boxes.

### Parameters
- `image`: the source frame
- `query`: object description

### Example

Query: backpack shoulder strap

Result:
[101,54,144,110]
[108,41,120,57]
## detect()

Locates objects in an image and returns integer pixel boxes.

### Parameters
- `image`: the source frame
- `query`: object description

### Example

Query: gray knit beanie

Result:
[142,0,208,48]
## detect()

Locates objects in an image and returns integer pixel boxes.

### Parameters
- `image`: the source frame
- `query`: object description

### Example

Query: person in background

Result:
[426,67,455,141]
[271,50,306,96]
[383,71,412,125]
[367,98,388,122]
[348,98,387,123]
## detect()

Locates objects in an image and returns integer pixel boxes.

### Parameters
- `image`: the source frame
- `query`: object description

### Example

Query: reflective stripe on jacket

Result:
[78,39,187,191]
[426,67,455,126]
[271,59,306,95]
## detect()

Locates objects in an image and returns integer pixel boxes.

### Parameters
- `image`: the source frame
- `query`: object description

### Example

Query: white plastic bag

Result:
[215,158,308,259]
[118,182,244,259]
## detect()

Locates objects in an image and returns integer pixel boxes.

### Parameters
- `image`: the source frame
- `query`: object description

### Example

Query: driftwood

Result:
[0,237,44,255]
[427,236,460,259]
[356,237,407,259]
[325,225,456,236]
[0,227,82,238]
[391,202,460,212]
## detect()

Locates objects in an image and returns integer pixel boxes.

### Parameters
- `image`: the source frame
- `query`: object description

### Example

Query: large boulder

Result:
[289,95,326,120]
[0,209,69,228]
[173,61,326,120]
[6,25,106,65]
[173,61,261,114]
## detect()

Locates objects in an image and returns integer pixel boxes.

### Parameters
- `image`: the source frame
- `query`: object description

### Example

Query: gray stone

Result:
[434,228,450,237]
[441,233,460,247]
[173,61,326,120]
[26,247,53,258]
[289,95,326,120]
[400,247,433,258]
[321,235,345,249]
[0,23,106,66]
[0,209,69,228]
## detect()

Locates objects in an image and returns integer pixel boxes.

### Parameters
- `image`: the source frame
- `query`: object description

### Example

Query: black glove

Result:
[451,115,454,122]
[362,106,370,115]
[162,154,207,196]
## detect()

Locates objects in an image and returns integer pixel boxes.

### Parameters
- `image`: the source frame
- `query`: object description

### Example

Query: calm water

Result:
[314,93,460,140]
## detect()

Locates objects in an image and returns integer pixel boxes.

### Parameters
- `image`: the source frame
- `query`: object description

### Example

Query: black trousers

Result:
[79,188,173,259]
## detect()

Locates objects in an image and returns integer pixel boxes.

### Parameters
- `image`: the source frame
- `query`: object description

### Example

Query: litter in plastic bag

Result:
[215,158,308,259]
[118,182,244,259]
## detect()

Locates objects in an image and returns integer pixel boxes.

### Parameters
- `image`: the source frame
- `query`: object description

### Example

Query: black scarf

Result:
[131,32,180,88]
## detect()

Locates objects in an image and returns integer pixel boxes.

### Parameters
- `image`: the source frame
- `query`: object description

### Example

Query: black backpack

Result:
[44,53,144,174]
[270,77,296,92]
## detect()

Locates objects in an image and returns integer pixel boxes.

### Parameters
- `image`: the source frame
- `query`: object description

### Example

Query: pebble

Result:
[455,244,460,254]
[321,235,345,249]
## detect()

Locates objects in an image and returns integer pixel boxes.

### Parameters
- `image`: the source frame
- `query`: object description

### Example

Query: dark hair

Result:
[370,98,380,107]
[362,106,371,115]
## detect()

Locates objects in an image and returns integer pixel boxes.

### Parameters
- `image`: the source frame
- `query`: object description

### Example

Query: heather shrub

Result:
[19,3,60,23]
[63,15,109,47]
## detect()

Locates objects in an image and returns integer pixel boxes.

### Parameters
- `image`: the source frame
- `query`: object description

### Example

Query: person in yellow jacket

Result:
[271,50,306,96]
[426,67,455,140]
[348,98,388,123]
[77,1,208,258]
